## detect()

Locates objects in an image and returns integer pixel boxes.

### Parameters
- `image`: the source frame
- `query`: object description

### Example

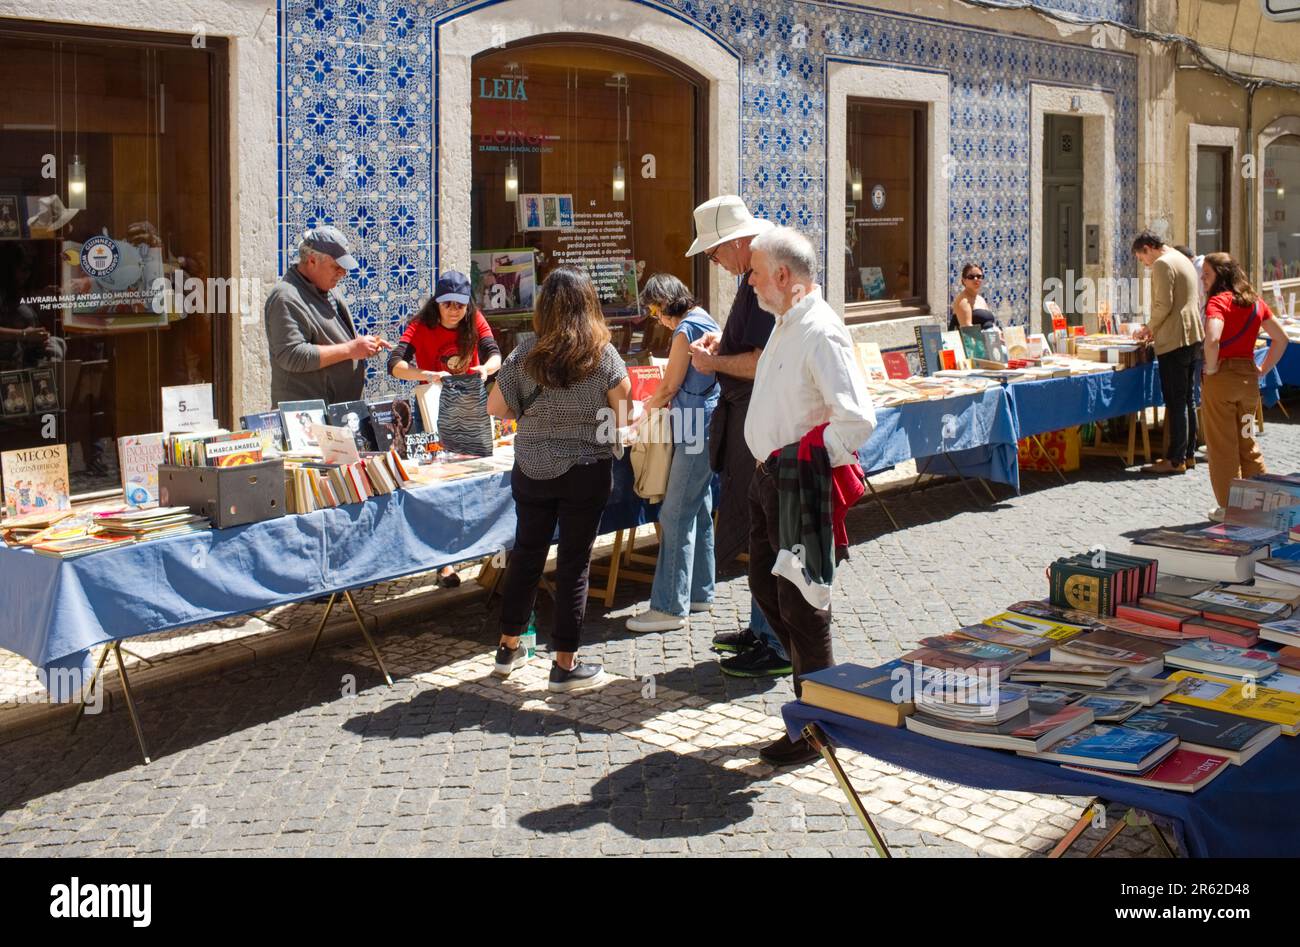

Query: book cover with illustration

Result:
[1,444,71,519]
[117,433,164,507]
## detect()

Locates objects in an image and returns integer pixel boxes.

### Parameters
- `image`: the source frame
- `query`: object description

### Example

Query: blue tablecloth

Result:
[782,700,1300,858]
[859,385,1021,492]
[1259,345,1285,408]
[1274,343,1300,389]
[1008,364,1163,440]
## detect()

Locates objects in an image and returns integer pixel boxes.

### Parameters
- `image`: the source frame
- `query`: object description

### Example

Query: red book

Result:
[1116,601,1185,632]
[882,351,912,379]
[1064,749,1230,793]
[627,365,664,403]
[1278,646,1300,671]
[1185,616,1260,648]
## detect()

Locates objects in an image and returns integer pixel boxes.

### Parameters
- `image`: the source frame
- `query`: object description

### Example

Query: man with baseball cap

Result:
[681,195,792,679]
[263,226,391,405]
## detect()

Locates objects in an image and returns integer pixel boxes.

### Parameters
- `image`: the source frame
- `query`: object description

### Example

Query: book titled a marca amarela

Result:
[1,444,71,519]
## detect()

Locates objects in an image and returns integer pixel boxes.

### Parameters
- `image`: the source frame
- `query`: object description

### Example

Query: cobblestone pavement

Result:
[5,411,1298,857]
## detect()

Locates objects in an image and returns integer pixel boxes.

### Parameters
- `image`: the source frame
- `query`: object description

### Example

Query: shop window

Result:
[0,23,228,497]
[470,40,703,355]
[844,98,927,312]
[1195,146,1230,257]
[1263,134,1300,282]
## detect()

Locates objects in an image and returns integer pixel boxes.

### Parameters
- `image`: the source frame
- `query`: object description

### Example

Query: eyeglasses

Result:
[705,246,721,264]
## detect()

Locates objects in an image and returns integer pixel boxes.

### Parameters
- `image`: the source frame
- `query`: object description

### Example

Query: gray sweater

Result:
[263,265,366,405]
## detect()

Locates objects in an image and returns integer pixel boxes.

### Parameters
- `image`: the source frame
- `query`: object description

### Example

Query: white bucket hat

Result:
[685,195,773,257]
[27,194,79,231]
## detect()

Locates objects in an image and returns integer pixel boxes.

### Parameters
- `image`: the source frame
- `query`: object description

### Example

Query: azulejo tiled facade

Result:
[279,0,1137,397]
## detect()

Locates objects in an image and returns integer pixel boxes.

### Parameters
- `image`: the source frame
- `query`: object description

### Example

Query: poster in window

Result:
[471,248,537,313]
[1,370,33,417]
[60,232,170,331]
[557,195,574,230]
[516,194,543,232]
[542,195,560,230]
[859,267,886,300]
[578,258,639,314]
[0,195,23,240]
[28,368,58,411]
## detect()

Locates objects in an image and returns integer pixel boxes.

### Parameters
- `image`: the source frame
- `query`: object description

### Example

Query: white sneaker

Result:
[626,609,686,632]
[690,602,713,613]
[1208,507,1226,523]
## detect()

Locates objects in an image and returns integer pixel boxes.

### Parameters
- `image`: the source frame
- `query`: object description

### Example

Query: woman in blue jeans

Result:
[627,274,720,632]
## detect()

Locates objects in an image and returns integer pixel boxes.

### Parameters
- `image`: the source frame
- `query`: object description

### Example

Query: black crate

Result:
[158,460,286,529]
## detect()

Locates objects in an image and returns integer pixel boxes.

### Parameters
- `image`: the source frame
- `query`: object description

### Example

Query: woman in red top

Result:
[1200,252,1289,520]
[387,269,501,384]
[387,270,502,585]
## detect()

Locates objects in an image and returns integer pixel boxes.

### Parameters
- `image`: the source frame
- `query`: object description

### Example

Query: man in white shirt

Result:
[743,226,877,766]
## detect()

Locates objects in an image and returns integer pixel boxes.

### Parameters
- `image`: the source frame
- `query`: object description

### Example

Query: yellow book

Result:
[1165,671,1300,735]
[983,611,1086,642]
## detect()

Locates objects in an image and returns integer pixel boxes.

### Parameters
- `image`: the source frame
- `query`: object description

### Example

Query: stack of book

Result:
[93,506,211,542]
[904,682,1096,752]
[1047,549,1157,617]
[1225,473,1300,532]
[1128,528,1271,582]
[284,449,412,514]
[167,430,264,467]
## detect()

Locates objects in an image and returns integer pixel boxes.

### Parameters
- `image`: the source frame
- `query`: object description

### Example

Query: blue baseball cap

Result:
[434,270,472,305]
[301,226,359,271]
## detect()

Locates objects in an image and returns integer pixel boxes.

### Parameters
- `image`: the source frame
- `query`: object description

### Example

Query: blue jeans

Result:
[649,440,715,616]
[750,601,788,660]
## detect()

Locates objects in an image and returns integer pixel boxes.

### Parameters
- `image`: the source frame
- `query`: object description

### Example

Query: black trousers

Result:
[1158,343,1201,464]
[747,463,834,698]
[500,459,612,654]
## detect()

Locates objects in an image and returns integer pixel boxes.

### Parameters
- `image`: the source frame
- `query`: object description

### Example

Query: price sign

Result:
[162,383,216,434]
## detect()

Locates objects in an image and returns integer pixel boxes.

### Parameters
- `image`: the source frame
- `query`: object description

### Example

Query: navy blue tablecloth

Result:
[782,700,1300,858]
[859,385,1021,492]
[1008,364,1163,440]
[1260,344,1288,407]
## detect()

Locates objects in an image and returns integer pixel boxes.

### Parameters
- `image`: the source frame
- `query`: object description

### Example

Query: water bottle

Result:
[520,611,538,658]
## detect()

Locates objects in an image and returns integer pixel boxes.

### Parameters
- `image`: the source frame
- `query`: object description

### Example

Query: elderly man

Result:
[678,196,793,678]
[1132,230,1204,474]
[743,226,876,765]
[264,226,390,405]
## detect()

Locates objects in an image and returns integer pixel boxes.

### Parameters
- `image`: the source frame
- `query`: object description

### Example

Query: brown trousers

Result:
[1201,358,1267,507]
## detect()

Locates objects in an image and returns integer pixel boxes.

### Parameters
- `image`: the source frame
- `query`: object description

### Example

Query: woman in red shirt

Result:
[387,270,502,585]
[388,270,501,383]
[1200,252,1289,520]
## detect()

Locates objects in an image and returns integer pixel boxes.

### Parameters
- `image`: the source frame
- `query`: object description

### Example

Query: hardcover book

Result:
[279,400,328,453]
[913,325,944,376]
[240,412,286,454]
[326,401,376,451]
[799,660,914,727]
[116,433,164,507]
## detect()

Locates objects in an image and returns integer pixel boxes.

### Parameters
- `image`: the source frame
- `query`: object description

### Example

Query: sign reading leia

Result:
[1261,0,1300,21]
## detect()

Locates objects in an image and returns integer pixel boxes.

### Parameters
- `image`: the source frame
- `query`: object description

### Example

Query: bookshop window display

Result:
[470,40,705,352]
[1263,134,1300,283]
[844,99,927,315]
[0,23,229,497]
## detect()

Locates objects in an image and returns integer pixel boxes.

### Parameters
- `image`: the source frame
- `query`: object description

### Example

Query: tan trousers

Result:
[1200,358,1267,507]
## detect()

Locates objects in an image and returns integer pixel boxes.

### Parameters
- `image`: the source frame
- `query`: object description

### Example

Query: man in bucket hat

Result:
[676,196,792,679]
[264,226,391,405]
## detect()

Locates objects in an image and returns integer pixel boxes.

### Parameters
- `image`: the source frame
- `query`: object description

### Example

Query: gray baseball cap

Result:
[301,226,359,271]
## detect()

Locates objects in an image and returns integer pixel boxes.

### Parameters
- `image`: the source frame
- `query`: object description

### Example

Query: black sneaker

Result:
[759,734,820,767]
[492,643,529,678]
[719,643,793,678]
[711,627,759,654]
[438,570,462,588]
[548,661,608,693]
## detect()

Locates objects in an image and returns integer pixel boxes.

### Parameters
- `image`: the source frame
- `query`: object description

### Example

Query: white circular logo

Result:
[871,185,886,211]
[80,236,119,278]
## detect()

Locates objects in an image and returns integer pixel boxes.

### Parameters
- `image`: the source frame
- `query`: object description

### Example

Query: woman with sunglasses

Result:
[950,263,999,331]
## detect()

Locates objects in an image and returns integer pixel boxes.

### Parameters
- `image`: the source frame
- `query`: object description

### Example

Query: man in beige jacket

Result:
[1132,230,1205,474]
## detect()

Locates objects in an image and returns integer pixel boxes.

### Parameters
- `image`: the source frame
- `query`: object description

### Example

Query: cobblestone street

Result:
[4,413,1299,857]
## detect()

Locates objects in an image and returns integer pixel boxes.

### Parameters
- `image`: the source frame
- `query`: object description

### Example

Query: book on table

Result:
[1128,529,1270,582]
[904,702,1095,752]
[1117,599,1189,630]
[1162,641,1278,680]
[33,534,136,558]
[1164,671,1300,735]
[1181,615,1259,648]
[239,411,287,454]
[1049,634,1166,678]
[797,661,915,727]
[1120,702,1280,765]
[1092,611,1208,643]
[1006,600,1101,630]
[116,433,164,507]
[326,400,377,452]
[278,400,328,454]
[1067,676,1178,706]
[1008,661,1127,687]
[1073,694,1144,723]
[1017,723,1179,771]
[950,623,1053,656]
[1154,575,1218,599]
[1258,670,1300,694]
[1199,523,1287,545]
[984,611,1087,641]
[1260,618,1300,648]
[1191,588,1292,628]
[1062,749,1230,792]
[1,444,71,519]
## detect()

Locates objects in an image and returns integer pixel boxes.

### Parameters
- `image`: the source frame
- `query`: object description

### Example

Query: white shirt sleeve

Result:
[812,331,876,466]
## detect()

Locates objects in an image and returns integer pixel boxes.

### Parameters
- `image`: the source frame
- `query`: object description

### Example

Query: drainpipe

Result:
[1245,81,1259,282]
